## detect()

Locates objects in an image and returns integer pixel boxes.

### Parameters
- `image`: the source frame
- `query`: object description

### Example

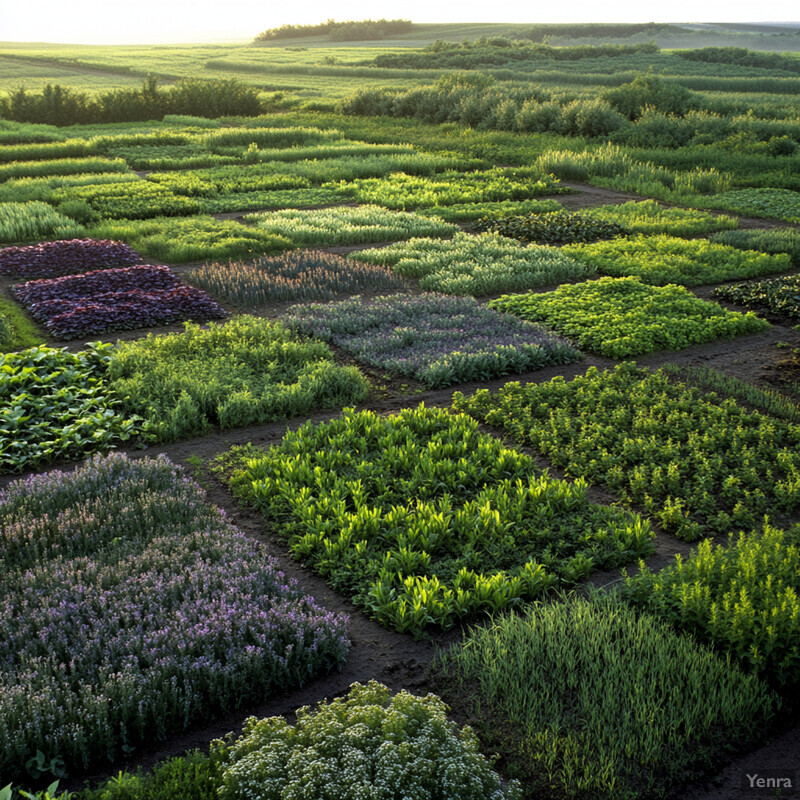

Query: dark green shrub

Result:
[475,211,629,245]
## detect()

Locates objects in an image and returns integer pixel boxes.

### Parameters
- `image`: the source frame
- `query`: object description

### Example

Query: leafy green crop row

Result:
[474,210,629,245]
[454,363,800,539]
[714,274,800,322]
[623,523,800,686]
[246,205,457,246]
[415,198,564,221]
[585,199,738,236]
[562,234,790,286]
[88,215,291,263]
[227,406,653,637]
[107,315,369,442]
[332,168,564,210]
[0,344,142,473]
[355,231,588,295]
[490,277,769,358]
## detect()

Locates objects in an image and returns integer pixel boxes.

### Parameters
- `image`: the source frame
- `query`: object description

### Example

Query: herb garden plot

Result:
[712,228,800,265]
[0,344,141,473]
[714,275,800,322]
[12,265,227,339]
[106,315,369,442]
[623,523,800,686]
[474,211,629,245]
[355,232,588,296]
[0,238,140,279]
[0,452,350,781]
[285,293,580,388]
[246,205,457,247]
[51,181,201,220]
[228,406,654,637]
[333,168,563,210]
[561,234,791,286]
[434,596,776,800]
[584,200,738,236]
[453,363,800,540]
[187,250,407,306]
[416,198,564,222]
[490,277,769,359]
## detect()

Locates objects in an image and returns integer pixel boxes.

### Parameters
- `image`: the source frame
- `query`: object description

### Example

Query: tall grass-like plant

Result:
[711,228,800,265]
[187,250,406,306]
[584,199,738,235]
[0,202,84,244]
[355,232,588,295]
[435,596,776,800]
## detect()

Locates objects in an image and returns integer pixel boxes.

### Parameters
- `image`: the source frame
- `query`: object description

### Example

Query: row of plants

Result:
[435,595,777,800]
[623,523,800,686]
[0,202,84,244]
[106,315,370,442]
[476,200,738,242]
[285,293,580,388]
[0,452,350,781]
[195,187,344,214]
[12,265,227,339]
[453,362,800,539]
[226,406,653,636]
[0,157,130,183]
[0,173,141,205]
[0,238,140,278]
[186,251,407,306]
[490,277,769,358]
[415,197,564,222]
[704,187,800,222]
[714,274,800,322]
[332,168,564,210]
[475,210,630,245]
[86,216,291,263]
[353,232,588,296]
[245,205,457,246]
[711,227,800,265]
[0,344,141,473]
[561,234,791,286]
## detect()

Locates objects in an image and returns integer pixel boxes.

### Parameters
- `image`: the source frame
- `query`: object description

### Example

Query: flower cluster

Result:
[216,681,520,800]
[12,265,226,338]
[0,238,141,278]
[0,452,350,780]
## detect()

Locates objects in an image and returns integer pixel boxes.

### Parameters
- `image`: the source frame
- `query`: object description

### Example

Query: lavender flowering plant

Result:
[0,453,349,780]
[285,293,580,388]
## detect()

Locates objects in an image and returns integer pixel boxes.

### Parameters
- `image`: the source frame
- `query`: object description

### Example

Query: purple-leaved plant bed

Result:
[285,293,581,388]
[12,264,227,338]
[0,452,350,781]
[0,238,142,279]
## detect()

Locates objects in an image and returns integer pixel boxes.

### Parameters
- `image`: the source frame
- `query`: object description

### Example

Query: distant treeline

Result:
[255,18,413,43]
[373,39,658,70]
[522,22,685,42]
[0,77,263,126]
[676,47,800,75]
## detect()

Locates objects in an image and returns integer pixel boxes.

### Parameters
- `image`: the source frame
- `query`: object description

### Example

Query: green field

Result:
[1,21,799,800]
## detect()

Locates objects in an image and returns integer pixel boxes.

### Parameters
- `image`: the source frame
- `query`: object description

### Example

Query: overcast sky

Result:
[2,0,799,45]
